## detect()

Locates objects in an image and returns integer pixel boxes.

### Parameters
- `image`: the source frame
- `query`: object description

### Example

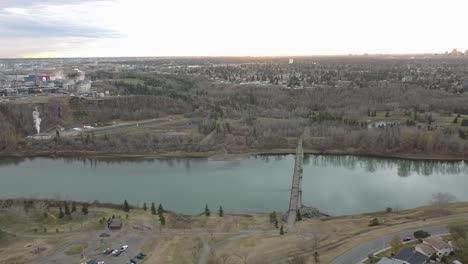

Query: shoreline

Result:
[0,148,467,162]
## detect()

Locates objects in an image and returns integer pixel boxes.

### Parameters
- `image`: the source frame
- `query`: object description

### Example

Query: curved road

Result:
[330,225,448,264]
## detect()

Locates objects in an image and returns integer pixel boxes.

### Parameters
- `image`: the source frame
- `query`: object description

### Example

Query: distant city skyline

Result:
[0,0,467,58]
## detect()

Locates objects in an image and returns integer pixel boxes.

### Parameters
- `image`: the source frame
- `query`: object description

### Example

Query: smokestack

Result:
[32,106,41,134]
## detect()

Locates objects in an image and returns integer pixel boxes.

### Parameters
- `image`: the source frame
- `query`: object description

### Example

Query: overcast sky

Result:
[0,0,467,58]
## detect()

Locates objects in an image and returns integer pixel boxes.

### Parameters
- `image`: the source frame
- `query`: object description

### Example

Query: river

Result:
[0,155,467,215]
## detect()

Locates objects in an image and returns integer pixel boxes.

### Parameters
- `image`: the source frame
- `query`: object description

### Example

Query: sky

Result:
[0,0,467,58]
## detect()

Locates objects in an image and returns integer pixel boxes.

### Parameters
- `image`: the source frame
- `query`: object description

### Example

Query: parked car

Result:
[403,237,412,242]
[111,249,119,255]
[97,262,105,264]
[128,259,137,264]
[121,245,129,251]
[103,248,113,254]
[135,253,146,259]
[114,251,123,256]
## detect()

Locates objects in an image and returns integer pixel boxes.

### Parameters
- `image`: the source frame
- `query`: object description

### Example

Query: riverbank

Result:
[1,148,467,162]
[1,198,468,264]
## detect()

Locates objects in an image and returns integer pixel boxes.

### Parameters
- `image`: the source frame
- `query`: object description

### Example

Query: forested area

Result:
[1,57,468,158]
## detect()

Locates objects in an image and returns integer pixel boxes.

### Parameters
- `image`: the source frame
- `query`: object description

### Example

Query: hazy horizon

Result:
[1,0,467,58]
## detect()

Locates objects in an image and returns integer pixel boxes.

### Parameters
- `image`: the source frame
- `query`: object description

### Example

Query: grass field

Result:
[1,202,468,264]
[64,242,88,255]
[116,78,145,86]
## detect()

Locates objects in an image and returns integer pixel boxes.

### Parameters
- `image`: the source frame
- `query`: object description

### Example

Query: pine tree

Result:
[81,205,88,215]
[280,224,284,235]
[157,204,164,216]
[219,206,224,217]
[151,202,156,215]
[58,207,64,219]
[143,202,147,211]
[269,211,277,224]
[205,204,210,216]
[159,214,166,226]
[71,202,76,213]
[314,251,320,263]
[123,200,130,212]
[64,203,71,217]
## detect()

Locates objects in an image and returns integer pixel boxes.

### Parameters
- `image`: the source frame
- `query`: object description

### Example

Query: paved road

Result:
[330,225,448,264]
[62,117,196,137]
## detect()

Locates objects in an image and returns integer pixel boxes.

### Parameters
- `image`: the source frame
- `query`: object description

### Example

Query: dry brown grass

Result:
[1,203,468,264]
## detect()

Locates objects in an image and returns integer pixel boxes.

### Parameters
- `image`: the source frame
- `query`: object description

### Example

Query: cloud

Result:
[1,0,468,58]
[0,0,118,38]
[0,0,107,8]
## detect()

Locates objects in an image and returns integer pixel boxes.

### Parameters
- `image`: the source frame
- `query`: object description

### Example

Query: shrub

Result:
[414,230,430,239]
[369,218,380,227]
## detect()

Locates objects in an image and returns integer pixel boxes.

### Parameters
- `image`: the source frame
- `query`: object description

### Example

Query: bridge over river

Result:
[286,137,304,227]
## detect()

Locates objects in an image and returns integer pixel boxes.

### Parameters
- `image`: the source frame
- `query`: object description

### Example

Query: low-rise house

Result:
[414,243,436,257]
[108,218,122,230]
[422,236,452,258]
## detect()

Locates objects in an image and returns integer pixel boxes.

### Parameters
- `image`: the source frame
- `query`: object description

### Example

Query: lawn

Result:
[64,242,88,255]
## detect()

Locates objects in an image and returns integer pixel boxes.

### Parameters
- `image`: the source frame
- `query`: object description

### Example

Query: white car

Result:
[111,249,119,255]
[97,262,105,264]
[120,245,129,251]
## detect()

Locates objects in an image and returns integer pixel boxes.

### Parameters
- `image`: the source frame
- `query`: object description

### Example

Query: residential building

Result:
[422,236,452,258]
[414,243,436,257]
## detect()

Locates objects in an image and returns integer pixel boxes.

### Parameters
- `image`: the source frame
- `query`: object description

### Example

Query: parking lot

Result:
[35,229,148,264]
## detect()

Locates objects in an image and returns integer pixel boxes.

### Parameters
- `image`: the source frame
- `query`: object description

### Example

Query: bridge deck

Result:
[286,137,303,227]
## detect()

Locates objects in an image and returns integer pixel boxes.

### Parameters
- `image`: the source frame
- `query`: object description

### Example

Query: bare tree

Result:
[430,192,457,216]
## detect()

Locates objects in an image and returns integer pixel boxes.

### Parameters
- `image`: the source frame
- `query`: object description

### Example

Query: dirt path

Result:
[197,235,211,264]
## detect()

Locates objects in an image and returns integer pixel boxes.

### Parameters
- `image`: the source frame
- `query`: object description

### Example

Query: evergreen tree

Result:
[81,205,88,215]
[143,202,147,211]
[453,117,459,124]
[296,210,302,221]
[71,202,76,213]
[58,207,64,219]
[314,251,320,263]
[123,200,130,212]
[219,206,224,217]
[159,214,166,226]
[151,202,156,215]
[280,224,284,235]
[205,204,211,216]
[269,211,277,224]
[157,204,164,216]
[64,203,71,217]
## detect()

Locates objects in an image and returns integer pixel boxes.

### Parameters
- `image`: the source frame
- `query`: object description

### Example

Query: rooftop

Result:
[394,248,429,264]
[415,243,436,256]
[423,236,450,250]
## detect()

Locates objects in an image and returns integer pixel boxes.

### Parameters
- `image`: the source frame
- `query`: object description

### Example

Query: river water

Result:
[0,155,467,215]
